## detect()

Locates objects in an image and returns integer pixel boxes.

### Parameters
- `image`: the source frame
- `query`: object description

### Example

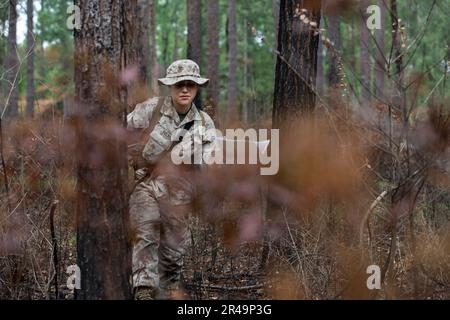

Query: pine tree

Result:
[273,0,322,127]
[73,0,137,300]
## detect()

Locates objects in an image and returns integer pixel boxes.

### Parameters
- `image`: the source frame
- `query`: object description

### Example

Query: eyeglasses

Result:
[173,81,197,89]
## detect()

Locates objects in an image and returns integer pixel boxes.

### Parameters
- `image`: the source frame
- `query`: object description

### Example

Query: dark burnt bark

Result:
[74,0,137,300]
[272,0,322,127]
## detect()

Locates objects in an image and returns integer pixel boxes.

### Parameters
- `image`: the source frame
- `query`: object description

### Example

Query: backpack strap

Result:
[199,110,205,128]
[146,96,164,135]
[128,97,164,196]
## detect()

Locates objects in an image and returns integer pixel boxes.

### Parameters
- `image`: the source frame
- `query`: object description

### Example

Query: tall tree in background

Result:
[360,0,372,105]
[161,1,182,68]
[74,0,136,300]
[26,0,35,117]
[3,0,18,118]
[137,0,150,84]
[273,0,322,126]
[206,0,220,118]
[327,14,341,88]
[172,12,180,62]
[374,0,385,99]
[242,18,249,123]
[149,0,158,95]
[227,0,238,122]
[187,0,202,107]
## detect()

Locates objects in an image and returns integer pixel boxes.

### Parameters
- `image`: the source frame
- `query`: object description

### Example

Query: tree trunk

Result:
[172,15,179,62]
[242,19,249,123]
[26,0,35,117]
[137,0,150,84]
[73,0,136,300]
[187,0,202,107]
[149,0,158,95]
[206,0,220,119]
[327,14,341,88]
[360,0,371,106]
[3,0,19,118]
[161,0,169,67]
[161,0,181,68]
[227,0,238,123]
[272,0,321,127]
[374,0,385,99]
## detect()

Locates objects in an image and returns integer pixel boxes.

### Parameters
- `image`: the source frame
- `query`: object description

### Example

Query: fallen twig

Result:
[186,283,264,292]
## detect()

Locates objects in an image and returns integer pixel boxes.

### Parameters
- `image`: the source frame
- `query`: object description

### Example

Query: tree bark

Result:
[161,0,169,67]
[227,0,238,123]
[360,0,372,106]
[73,0,136,300]
[187,0,202,107]
[26,0,35,117]
[242,19,249,123]
[4,0,19,118]
[272,0,321,127]
[187,0,202,64]
[327,14,341,88]
[149,0,158,95]
[137,0,150,84]
[206,0,220,119]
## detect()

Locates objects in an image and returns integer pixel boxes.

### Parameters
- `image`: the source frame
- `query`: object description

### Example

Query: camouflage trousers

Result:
[129,172,193,293]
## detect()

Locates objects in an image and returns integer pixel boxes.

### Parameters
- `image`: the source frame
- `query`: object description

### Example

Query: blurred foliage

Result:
[0,0,449,300]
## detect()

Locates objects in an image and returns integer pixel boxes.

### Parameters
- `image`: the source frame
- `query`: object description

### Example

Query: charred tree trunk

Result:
[4,0,19,118]
[26,0,35,117]
[227,0,238,123]
[206,0,220,119]
[73,0,137,300]
[187,0,202,108]
[272,0,321,127]
[137,0,150,84]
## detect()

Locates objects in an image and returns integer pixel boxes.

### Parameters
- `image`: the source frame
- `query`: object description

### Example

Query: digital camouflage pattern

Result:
[127,96,215,295]
[158,59,209,87]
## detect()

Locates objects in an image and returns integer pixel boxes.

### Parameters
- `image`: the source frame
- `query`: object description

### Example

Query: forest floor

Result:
[183,219,268,300]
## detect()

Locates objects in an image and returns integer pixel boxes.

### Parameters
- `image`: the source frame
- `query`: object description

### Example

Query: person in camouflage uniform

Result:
[127,60,216,299]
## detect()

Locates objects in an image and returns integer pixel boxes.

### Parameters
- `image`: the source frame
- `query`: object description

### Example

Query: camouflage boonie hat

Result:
[158,59,209,87]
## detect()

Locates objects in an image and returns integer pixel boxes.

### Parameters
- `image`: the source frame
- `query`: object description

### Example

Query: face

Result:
[170,80,199,113]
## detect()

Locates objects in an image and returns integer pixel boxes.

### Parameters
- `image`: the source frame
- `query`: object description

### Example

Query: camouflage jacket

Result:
[127,96,216,171]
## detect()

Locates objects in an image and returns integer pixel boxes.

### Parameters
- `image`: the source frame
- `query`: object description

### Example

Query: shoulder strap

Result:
[146,96,164,134]
[199,110,205,128]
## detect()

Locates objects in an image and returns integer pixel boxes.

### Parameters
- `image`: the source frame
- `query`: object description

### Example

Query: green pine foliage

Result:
[1,0,448,117]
